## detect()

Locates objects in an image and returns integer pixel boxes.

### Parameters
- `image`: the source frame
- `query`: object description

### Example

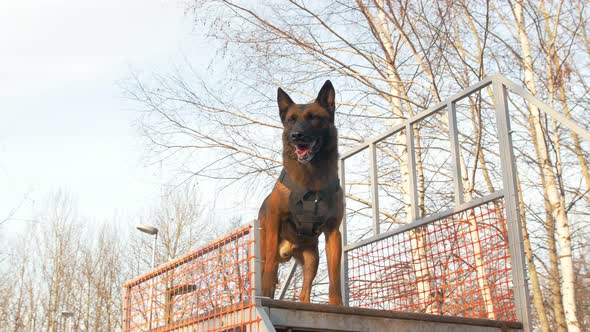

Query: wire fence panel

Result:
[347,198,516,321]
[123,225,260,332]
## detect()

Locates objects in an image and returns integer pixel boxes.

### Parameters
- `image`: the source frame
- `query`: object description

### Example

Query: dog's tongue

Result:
[295,144,310,156]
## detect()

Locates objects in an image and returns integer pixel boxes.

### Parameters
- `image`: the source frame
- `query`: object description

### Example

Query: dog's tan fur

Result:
[258,81,344,305]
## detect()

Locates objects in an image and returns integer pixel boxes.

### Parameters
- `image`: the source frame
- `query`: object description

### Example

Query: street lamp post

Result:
[137,224,159,270]
[136,224,159,331]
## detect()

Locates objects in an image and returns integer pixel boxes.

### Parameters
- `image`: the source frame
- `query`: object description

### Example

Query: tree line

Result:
[0,185,229,332]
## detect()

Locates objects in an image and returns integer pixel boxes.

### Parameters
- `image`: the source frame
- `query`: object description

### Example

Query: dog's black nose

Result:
[290,132,304,141]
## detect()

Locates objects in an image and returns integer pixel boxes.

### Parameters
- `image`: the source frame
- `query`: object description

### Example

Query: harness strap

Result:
[279,169,340,238]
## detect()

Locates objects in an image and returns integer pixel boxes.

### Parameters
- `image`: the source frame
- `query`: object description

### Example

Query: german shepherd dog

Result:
[259,80,344,305]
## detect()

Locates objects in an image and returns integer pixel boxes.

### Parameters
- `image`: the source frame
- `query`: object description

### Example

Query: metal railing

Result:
[122,225,263,332]
[336,74,590,332]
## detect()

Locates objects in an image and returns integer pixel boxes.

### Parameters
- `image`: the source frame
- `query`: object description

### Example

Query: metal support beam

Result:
[252,218,263,301]
[277,261,297,300]
[495,74,590,141]
[406,123,420,220]
[447,101,465,206]
[369,142,380,235]
[252,218,276,331]
[339,158,349,306]
[492,79,531,332]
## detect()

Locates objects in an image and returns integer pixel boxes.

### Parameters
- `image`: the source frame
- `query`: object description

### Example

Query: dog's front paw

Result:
[328,293,343,305]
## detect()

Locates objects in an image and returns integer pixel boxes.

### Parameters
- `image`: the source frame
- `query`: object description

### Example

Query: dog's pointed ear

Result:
[316,80,335,116]
[278,87,294,123]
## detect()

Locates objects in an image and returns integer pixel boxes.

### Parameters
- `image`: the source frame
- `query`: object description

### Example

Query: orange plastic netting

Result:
[123,199,518,331]
[347,199,517,321]
[123,225,260,332]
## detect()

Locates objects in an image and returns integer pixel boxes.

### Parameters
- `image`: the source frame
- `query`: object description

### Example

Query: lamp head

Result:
[136,224,159,236]
[61,311,74,318]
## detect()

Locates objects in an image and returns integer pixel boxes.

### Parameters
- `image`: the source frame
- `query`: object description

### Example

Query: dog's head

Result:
[278,80,337,164]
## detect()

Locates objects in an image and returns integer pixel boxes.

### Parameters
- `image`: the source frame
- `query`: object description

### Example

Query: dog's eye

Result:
[287,117,296,124]
[308,114,323,123]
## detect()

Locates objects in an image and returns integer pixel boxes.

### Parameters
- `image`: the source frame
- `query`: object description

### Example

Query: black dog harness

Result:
[279,169,340,238]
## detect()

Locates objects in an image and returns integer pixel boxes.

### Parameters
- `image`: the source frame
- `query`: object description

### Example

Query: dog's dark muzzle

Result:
[289,131,313,143]
[288,131,320,163]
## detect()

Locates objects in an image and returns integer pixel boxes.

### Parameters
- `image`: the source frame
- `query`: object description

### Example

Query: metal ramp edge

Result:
[260,299,523,332]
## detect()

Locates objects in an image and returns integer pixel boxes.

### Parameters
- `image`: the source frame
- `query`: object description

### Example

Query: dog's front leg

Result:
[261,211,280,299]
[325,228,343,305]
[297,246,319,303]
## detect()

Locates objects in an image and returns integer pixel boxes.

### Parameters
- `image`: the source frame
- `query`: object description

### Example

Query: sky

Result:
[0,0,214,233]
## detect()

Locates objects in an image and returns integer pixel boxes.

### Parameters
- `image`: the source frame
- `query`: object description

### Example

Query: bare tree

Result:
[0,192,129,332]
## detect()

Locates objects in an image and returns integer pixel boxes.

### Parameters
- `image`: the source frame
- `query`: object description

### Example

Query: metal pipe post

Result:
[339,158,349,306]
[492,79,531,332]
[447,101,465,206]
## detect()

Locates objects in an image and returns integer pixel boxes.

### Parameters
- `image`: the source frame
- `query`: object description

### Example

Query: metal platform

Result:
[261,299,523,332]
[123,75,590,332]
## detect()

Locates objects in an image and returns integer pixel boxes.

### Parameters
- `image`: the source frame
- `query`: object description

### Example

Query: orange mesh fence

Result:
[123,225,260,332]
[347,198,517,321]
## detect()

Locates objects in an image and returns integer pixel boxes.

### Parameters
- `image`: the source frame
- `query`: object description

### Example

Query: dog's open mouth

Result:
[295,143,311,157]
[294,141,316,163]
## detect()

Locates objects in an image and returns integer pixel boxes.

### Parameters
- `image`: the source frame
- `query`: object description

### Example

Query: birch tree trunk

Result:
[538,2,582,330]
[513,1,580,331]
[369,0,436,312]
[511,2,554,330]
[516,173,550,332]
